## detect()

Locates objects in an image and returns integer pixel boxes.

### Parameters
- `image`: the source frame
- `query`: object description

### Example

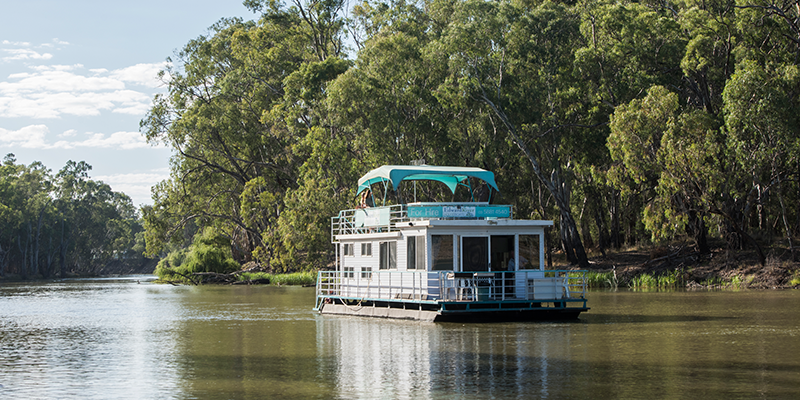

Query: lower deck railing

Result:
[315,270,586,309]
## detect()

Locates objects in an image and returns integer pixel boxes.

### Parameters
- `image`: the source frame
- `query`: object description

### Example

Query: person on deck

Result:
[358,190,374,209]
[508,255,528,270]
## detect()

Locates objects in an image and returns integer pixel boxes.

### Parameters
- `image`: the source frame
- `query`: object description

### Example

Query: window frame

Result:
[342,243,354,257]
[361,242,372,257]
[406,236,426,270]
[379,241,397,270]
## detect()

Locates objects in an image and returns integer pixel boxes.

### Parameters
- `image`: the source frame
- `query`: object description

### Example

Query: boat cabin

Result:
[315,165,588,321]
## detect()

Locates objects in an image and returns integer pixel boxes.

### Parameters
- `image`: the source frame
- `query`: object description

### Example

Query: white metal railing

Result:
[315,270,435,309]
[315,270,586,307]
[330,203,515,242]
[331,205,407,241]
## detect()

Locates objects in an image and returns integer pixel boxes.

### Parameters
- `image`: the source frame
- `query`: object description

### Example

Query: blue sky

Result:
[1,1,258,208]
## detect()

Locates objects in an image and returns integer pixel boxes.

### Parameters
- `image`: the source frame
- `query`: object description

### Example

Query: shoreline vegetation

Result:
[579,242,800,290]
[144,240,798,289]
[154,269,316,286]
[2,244,797,289]
[4,1,800,292]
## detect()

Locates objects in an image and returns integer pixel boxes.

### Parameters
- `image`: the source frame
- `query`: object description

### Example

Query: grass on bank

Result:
[585,271,617,288]
[236,271,316,286]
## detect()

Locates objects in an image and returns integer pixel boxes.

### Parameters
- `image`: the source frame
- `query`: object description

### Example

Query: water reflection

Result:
[0,277,183,399]
[2,279,800,399]
[316,316,589,399]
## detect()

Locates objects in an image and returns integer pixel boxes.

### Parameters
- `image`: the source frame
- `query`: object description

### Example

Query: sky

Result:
[0,0,259,208]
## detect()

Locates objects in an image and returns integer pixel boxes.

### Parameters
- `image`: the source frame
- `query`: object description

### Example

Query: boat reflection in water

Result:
[316,315,584,399]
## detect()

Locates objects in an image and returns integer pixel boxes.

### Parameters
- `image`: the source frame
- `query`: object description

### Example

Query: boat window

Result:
[343,266,354,278]
[342,243,354,256]
[431,235,453,271]
[491,235,514,270]
[379,241,397,269]
[407,236,425,270]
[361,243,372,256]
[462,236,489,271]
[361,267,372,279]
[518,234,540,269]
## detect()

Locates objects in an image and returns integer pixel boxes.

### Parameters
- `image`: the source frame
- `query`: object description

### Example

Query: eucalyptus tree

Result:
[0,156,55,278]
[604,0,800,263]
[413,0,599,266]
[0,156,137,278]
[142,1,350,271]
[608,86,718,254]
[55,161,139,275]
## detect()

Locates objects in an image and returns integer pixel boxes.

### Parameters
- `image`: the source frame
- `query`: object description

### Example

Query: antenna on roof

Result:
[410,159,426,202]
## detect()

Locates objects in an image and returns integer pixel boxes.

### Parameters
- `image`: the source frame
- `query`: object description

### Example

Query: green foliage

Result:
[0,155,143,278]
[790,271,800,287]
[141,0,800,274]
[630,269,685,289]
[585,271,616,288]
[236,271,316,285]
[154,227,240,282]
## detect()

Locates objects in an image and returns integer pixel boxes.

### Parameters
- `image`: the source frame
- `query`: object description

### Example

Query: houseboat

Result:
[314,165,589,322]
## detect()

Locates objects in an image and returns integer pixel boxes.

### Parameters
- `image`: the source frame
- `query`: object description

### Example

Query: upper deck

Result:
[331,202,514,241]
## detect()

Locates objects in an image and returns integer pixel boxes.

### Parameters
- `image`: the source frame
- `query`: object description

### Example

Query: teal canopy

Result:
[356,165,499,195]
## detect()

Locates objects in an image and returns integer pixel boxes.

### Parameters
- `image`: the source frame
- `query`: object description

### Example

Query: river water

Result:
[1,276,798,399]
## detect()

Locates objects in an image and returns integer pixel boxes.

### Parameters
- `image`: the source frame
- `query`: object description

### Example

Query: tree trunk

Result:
[610,190,621,249]
[18,223,31,279]
[44,236,55,279]
[776,179,796,261]
[60,219,69,279]
[592,189,609,256]
[480,94,589,268]
[0,243,6,277]
[713,208,765,266]
[579,197,594,250]
[688,209,710,254]
[34,207,45,278]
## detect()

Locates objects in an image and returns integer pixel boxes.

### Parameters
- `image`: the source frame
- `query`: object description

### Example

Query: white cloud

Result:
[51,131,150,150]
[2,48,53,61]
[78,131,150,149]
[110,62,168,88]
[2,40,32,46]
[0,124,49,148]
[1,65,124,93]
[93,170,170,206]
[0,124,150,150]
[0,63,165,119]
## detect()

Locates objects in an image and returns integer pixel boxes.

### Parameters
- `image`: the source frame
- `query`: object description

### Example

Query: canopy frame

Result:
[356,165,499,205]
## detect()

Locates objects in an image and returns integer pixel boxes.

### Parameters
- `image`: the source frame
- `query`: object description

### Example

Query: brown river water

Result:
[1,276,798,399]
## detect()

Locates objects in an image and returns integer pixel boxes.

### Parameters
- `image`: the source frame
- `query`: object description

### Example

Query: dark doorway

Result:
[461,237,488,271]
[491,235,515,299]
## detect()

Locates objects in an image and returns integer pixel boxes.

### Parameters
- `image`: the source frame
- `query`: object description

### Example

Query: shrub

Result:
[155,227,239,283]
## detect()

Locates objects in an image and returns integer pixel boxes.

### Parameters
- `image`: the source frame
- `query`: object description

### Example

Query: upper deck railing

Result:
[331,203,513,241]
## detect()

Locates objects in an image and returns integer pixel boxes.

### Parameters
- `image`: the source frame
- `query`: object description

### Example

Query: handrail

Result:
[315,270,587,306]
[331,202,514,241]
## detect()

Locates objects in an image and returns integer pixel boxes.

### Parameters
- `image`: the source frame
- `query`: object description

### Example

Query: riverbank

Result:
[574,243,800,289]
[153,270,317,286]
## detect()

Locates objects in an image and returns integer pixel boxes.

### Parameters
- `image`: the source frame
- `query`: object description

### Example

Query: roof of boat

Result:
[356,165,499,194]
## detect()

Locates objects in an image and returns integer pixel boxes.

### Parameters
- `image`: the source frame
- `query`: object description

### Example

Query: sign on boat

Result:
[314,165,589,322]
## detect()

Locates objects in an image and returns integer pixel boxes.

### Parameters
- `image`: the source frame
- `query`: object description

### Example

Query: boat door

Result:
[461,236,489,271]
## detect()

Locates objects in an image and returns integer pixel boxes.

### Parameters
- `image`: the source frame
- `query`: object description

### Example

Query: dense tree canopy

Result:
[0,155,144,278]
[142,0,800,273]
